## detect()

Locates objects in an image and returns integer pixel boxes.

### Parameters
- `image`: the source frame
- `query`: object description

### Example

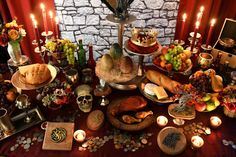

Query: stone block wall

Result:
[54,0,180,62]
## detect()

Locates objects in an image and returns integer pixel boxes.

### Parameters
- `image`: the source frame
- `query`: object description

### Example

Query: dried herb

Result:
[162,133,181,149]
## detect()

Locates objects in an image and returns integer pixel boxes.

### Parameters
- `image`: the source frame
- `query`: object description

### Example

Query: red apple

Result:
[153,57,161,66]
[195,102,207,112]
[165,63,173,71]
[162,47,168,55]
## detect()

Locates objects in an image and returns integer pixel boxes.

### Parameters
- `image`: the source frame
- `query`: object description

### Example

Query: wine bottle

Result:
[87,43,96,69]
[77,39,86,69]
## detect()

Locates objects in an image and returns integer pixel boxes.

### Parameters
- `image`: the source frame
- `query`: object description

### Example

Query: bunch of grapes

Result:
[167,45,184,71]
[62,40,77,65]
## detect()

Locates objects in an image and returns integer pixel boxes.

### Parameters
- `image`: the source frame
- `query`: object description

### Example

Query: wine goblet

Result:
[15,94,31,123]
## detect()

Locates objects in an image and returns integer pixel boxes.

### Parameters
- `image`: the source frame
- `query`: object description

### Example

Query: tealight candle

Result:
[210,116,222,128]
[156,116,168,127]
[73,130,86,142]
[191,135,204,149]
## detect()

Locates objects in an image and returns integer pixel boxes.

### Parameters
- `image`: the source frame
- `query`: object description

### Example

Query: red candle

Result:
[33,20,42,51]
[48,11,55,39]
[205,19,216,48]
[40,3,48,34]
[55,17,60,39]
[190,21,200,51]
[179,13,187,43]
[197,6,204,25]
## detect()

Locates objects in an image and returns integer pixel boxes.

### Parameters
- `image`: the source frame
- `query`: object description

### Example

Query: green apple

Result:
[206,102,216,111]
[211,97,220,106]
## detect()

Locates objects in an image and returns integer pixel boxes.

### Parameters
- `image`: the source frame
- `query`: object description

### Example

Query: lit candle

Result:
[210,116,222,128]
[40,3,48,34]
[156,116,168,127]
[179,13,187,43]
[197,6,204,24]
[33,20,42,51]
[205,19,216,48]
[191,135,204,149]
[55,16,59,39]
[190,21,200,51]
[73,130,86,142]
[48,11,54,32]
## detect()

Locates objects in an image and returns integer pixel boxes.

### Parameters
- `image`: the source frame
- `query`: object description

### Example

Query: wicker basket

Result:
[223,107,236,118]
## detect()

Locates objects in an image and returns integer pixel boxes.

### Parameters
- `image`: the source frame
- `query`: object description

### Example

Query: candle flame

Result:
[55,16,59,24]
[40,3,45,11]
[211,19,216,26]
[182,13,187,22]
[195,21,200,29]
[30,13,35,20]
[33,20,38,28]
[197,12,201,19]
[49,11,53,19]
[200,6,204,13]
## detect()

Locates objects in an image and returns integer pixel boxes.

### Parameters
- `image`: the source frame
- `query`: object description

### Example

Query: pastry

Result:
[87,110,104,131]
[19,64,51,85]
[146,70,180,93]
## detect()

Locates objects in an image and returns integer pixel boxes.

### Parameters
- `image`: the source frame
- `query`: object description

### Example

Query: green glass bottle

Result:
[77,39,86,69]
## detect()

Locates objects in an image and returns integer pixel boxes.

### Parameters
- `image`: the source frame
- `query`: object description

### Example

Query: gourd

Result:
[101,54,114,71]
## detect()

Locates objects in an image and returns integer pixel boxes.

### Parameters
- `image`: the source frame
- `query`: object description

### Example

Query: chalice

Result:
[16,94,31,123]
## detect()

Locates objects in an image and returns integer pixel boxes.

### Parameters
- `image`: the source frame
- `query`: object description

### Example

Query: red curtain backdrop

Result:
[175,0,236,47]
[0,0,56,63]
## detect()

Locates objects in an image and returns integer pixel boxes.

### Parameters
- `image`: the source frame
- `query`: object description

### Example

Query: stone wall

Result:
[54,0,180,62]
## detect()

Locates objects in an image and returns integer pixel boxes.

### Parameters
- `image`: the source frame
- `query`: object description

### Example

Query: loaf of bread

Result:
[19,64,51,85]
[146,70,180,94]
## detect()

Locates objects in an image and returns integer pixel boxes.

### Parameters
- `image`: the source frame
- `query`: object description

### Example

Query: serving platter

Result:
[138,77,176,104]
[106,96,155,131]
[11,64,57,90]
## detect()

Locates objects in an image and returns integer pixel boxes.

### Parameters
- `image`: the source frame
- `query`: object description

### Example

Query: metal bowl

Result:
[219,38,236,48]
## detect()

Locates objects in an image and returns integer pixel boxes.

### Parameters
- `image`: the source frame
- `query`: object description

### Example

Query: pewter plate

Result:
[11,64,57,90]
[0,107,45,141]
[138,77,176,104]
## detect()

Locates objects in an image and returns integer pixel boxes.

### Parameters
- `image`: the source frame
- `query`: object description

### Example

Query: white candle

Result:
[210,116,222,128]
[156,116,168,127]
[191,135,204,149]
[74,130,86,142]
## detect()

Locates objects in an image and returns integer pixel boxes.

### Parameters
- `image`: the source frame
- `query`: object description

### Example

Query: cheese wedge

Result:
[153,86,168,100]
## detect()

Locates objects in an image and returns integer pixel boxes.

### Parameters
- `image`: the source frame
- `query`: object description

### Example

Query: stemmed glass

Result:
[15,94,31,123]
[230,71,236,85]
[94,79,111,106]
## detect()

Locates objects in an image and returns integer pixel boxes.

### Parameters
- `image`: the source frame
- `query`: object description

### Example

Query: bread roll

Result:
[19,64,51,85]
[146,70,180,93]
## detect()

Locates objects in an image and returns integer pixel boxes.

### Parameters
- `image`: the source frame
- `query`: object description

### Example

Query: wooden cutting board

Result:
[42,122,74,151]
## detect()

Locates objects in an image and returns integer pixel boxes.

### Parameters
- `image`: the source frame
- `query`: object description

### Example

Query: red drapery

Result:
[175,0,236,47]
[0,0,56,63]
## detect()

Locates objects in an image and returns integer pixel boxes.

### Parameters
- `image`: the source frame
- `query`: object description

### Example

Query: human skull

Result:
[76,92,93,113]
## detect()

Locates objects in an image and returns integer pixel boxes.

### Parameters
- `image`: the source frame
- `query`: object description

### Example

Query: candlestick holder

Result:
[201,44,213,52]
[32,39,43,46]
[41,31,53,43]
[34,46,46,63]
[173,39,185,46]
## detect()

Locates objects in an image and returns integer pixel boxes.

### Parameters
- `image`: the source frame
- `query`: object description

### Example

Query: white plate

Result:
[11,64,57,90]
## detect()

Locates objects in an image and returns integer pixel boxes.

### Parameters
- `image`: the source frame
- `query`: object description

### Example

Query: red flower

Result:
[0,33,9,47]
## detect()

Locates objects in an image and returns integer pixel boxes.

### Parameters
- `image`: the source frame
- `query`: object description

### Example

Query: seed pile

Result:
[162,133,181,149]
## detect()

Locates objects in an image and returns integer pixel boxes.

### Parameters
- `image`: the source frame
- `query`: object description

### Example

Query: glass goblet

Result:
[15,94,31,123]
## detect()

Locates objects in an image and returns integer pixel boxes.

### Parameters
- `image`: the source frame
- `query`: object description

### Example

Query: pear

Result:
[211,96,220,106]
[202,94,211,102]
